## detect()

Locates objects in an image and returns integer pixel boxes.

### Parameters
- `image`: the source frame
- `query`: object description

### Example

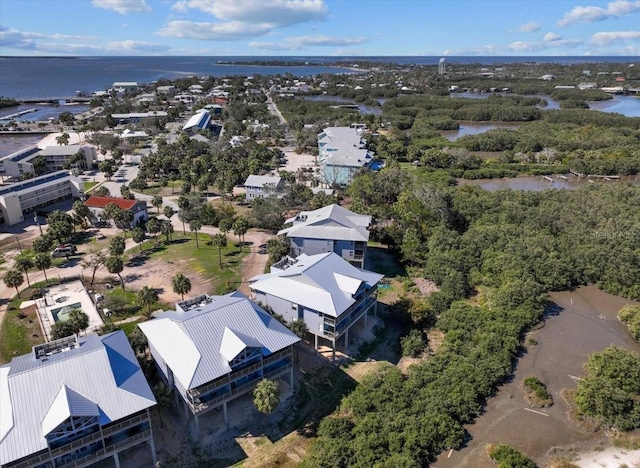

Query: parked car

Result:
[51,245,77,258]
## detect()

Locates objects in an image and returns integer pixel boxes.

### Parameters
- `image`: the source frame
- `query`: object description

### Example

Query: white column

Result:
[364,309,368,327]
[194,414,199,437]
[149,437,157,465]
[223,401,228,424]
[314,333,318,351]
[345,328,349,348]
[113,452,121,468]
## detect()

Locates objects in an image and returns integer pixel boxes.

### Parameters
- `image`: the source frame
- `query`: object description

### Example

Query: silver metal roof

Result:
[0,331,156,465]
[279,204,371,242]
[138,293,299,391]
[244,174,283,188]
[249,253,384,318]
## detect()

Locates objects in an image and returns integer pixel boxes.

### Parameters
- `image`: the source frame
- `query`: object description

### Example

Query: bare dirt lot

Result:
[435,285,640,468]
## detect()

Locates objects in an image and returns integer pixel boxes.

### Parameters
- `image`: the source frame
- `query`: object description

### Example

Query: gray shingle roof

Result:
[138,293,299,392]
[0,331,156,465]
[249,252,384,317]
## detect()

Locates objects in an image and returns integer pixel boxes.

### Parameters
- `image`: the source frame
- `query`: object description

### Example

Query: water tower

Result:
[438,58,446,75]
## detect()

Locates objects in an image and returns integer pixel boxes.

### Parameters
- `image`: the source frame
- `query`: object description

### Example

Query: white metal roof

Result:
[244,174,282,189]
[183,110,211,131]
[0,331,156,465]
[279,204,371,242]
[249,253,384,318]
[41,385,100,436]
[138,293,299,391]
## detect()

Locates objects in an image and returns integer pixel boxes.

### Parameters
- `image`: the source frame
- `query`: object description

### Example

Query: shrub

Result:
[618,305,640,341]
[401,329,427,358]
[486,444,536,468]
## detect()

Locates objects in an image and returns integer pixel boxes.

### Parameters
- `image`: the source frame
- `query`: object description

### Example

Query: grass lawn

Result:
[102,287,170,318]
[0,291,45,364]
[119,320,142,336]
[129,233,247,294]
[208,198,252,218]
[83,181,98,191]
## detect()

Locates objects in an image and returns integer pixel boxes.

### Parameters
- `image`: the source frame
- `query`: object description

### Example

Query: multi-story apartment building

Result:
[249,252,383,361]
[139,292,299,436]
[0,332,157,468]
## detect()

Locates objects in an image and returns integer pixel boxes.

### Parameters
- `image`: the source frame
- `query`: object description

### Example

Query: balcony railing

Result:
[188,363,292,414]
[322,295,377,338]
[9,416,150,468]
[188,348,292,400]
[59,430,151,468]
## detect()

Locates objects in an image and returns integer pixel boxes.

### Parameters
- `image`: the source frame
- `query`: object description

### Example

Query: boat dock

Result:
[0,108,40,120]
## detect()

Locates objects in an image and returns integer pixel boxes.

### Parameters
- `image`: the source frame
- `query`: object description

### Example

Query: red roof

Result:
[84,196,139,210]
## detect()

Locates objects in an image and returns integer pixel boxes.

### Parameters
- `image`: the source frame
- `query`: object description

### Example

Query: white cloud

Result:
[0,26,171,55]
[91,0,151,14]
[250,34,366,50]
[164,0,327,41]
[172,0,327,26]
[516,21,541,33]
[590,30,640,45]
[158,20,272,40]
[0,27,95,50]
[507,41,545,52]
[543,32,562,42]
[558,0,640,26]
[105,40,170,52]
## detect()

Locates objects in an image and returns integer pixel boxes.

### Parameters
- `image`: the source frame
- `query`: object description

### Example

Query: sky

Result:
[0,0,639,56]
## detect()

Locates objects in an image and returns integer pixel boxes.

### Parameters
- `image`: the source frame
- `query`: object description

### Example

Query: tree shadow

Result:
[366,246,407,277]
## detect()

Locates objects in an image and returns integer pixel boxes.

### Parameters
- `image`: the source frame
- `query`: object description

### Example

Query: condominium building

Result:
[0,332,157,468]
[139,292,299,436]
[0,171,83,226]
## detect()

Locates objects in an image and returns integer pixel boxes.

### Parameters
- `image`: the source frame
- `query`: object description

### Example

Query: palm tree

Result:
[137,286,159,319]
[189,218,202,249]
[211,233,227,268]
[33,253,52,282]
[253,378,281,415]
[105,256,125,290]
[233,216,249,252]
[14,254,33,287]
[161,220,174,242]
[152,382,172,428]
[132,227,146,252]
[177,195,190,235]
[4,269,24,298]
[151,195,163,214]
[162,205,175,220]
[172,273,191,301]
[290,319,308,340]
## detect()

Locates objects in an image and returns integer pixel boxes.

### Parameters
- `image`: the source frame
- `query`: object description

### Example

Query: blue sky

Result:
[1,0,639,56]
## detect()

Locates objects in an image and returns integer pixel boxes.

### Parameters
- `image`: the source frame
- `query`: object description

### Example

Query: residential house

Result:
[138,292,299,435]
[243,175,284,200]
[278,204,371,268]
[0,332,157,468]
[317,127,372,186]
[84,196,148,228]
[249,252,383,360]
[0,171,83,226]
[182,109,212,135]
